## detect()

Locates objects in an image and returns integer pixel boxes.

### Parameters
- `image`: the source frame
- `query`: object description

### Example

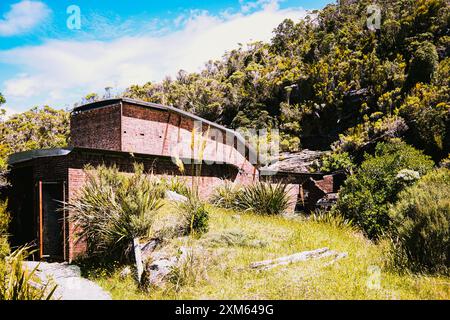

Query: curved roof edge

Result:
[72,97,260,165]
[7,147,246,173]
[8,148,74,165]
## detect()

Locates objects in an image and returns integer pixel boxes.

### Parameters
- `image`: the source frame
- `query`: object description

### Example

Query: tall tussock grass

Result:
[67,163,163,258]
[210,180,241,209]
[177,189,209,237]
[211,181,291,215]
[310,210,355,230]
[0,247,56,300]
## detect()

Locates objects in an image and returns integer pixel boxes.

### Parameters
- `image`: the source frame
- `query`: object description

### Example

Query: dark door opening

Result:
[8,167,35,250]
[39,182,65,261]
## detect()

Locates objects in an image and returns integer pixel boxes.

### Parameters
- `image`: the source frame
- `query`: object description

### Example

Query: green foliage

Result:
[177,190,209,237]
[210,180,242,209]
[123,0,449,153]
[91,203,450,300]
[211,181,291,215]
[309,210,355,230]
[334,140,434,239]
[67,164,163,258]
[167,248,207,292]
[389,168,450,273]
[317,151,355,174]
[203,229,268,248]
[158,176,189,197]
[83,93,100,104]
[0,106,69,170]
[0,201,10,258]
[332,115,409,155]
[398,81,449,158]
[177,190,210,237]
[235,182,291,215]
[407,41,439,86]
[0,247,56,300]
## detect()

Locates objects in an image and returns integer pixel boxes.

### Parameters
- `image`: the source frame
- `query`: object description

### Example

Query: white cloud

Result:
[0,3,309,113]
[239,0,279,13]
[0,0,50,36]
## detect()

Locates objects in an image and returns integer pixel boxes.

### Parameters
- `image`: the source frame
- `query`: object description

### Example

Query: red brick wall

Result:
[121,102,258,184]
[313,175,334,194]
[70,103,122,151]
[64,150,241,261]
[121,104,168,155]
[67,168,87,262]
[70,102,258,184]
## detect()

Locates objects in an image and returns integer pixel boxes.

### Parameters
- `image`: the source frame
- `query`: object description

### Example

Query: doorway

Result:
[38,181,66,261]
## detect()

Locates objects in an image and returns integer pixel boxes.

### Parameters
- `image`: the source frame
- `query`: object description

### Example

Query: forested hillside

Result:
[123,0,449,162]
[1,0,448,164]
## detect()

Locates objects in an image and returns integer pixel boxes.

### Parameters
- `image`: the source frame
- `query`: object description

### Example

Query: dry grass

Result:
[90,204,450,300]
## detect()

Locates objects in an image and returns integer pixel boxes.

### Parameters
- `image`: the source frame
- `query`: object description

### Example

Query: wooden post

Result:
[133,237,144,283]
[38,181,43,259]
[63,181,67,262]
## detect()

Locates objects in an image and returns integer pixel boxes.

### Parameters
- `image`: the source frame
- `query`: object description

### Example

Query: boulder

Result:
[165,190,188,202]
[146,257,178,287]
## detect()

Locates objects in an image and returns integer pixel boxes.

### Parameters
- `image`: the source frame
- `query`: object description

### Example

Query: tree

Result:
[407,41,439,86]
[334,140,434,239]
[121,0,449,155]
[0,106,69,168]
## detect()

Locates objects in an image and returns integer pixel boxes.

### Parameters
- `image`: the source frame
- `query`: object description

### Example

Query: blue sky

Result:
[0,0,332,114]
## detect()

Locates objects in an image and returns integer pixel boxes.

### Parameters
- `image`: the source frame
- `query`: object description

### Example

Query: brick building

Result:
[5,98,343,262]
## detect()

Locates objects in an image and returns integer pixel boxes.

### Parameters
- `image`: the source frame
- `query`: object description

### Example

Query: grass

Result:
[87,204,450,300]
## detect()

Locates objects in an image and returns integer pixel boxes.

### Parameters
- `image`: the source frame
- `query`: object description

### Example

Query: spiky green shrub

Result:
[389,168,450,273]
[310,210,354,230]
[167,248,208,292]
[210,181,242,209]
[335,140,434,239]
[235,182,291,215]
[67,164,163,258]
[177,190,209,237]
[164,176,189,197]
[0,247,56,300]
[0,200,10,258]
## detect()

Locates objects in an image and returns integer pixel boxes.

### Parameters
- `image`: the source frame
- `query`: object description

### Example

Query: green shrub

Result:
[389,168,450,273]
[67,164,163,258]
[167,248,208,291]
[0,247,56,300]
[334,140,434,239]
[235,182,291,215]
[0,200,10,258]
[177,190,209,237]
[310,210,354,230]
[155,176,189,198]
[317,151,355,174]
[166,176,189,197]
[210,181,242,209]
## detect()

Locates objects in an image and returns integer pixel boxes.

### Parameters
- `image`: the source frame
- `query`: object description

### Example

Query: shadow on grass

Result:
[74,253,133,279]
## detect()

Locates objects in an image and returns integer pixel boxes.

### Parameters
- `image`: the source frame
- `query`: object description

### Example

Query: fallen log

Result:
[250,247,347,270]
[323,252,348,267]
